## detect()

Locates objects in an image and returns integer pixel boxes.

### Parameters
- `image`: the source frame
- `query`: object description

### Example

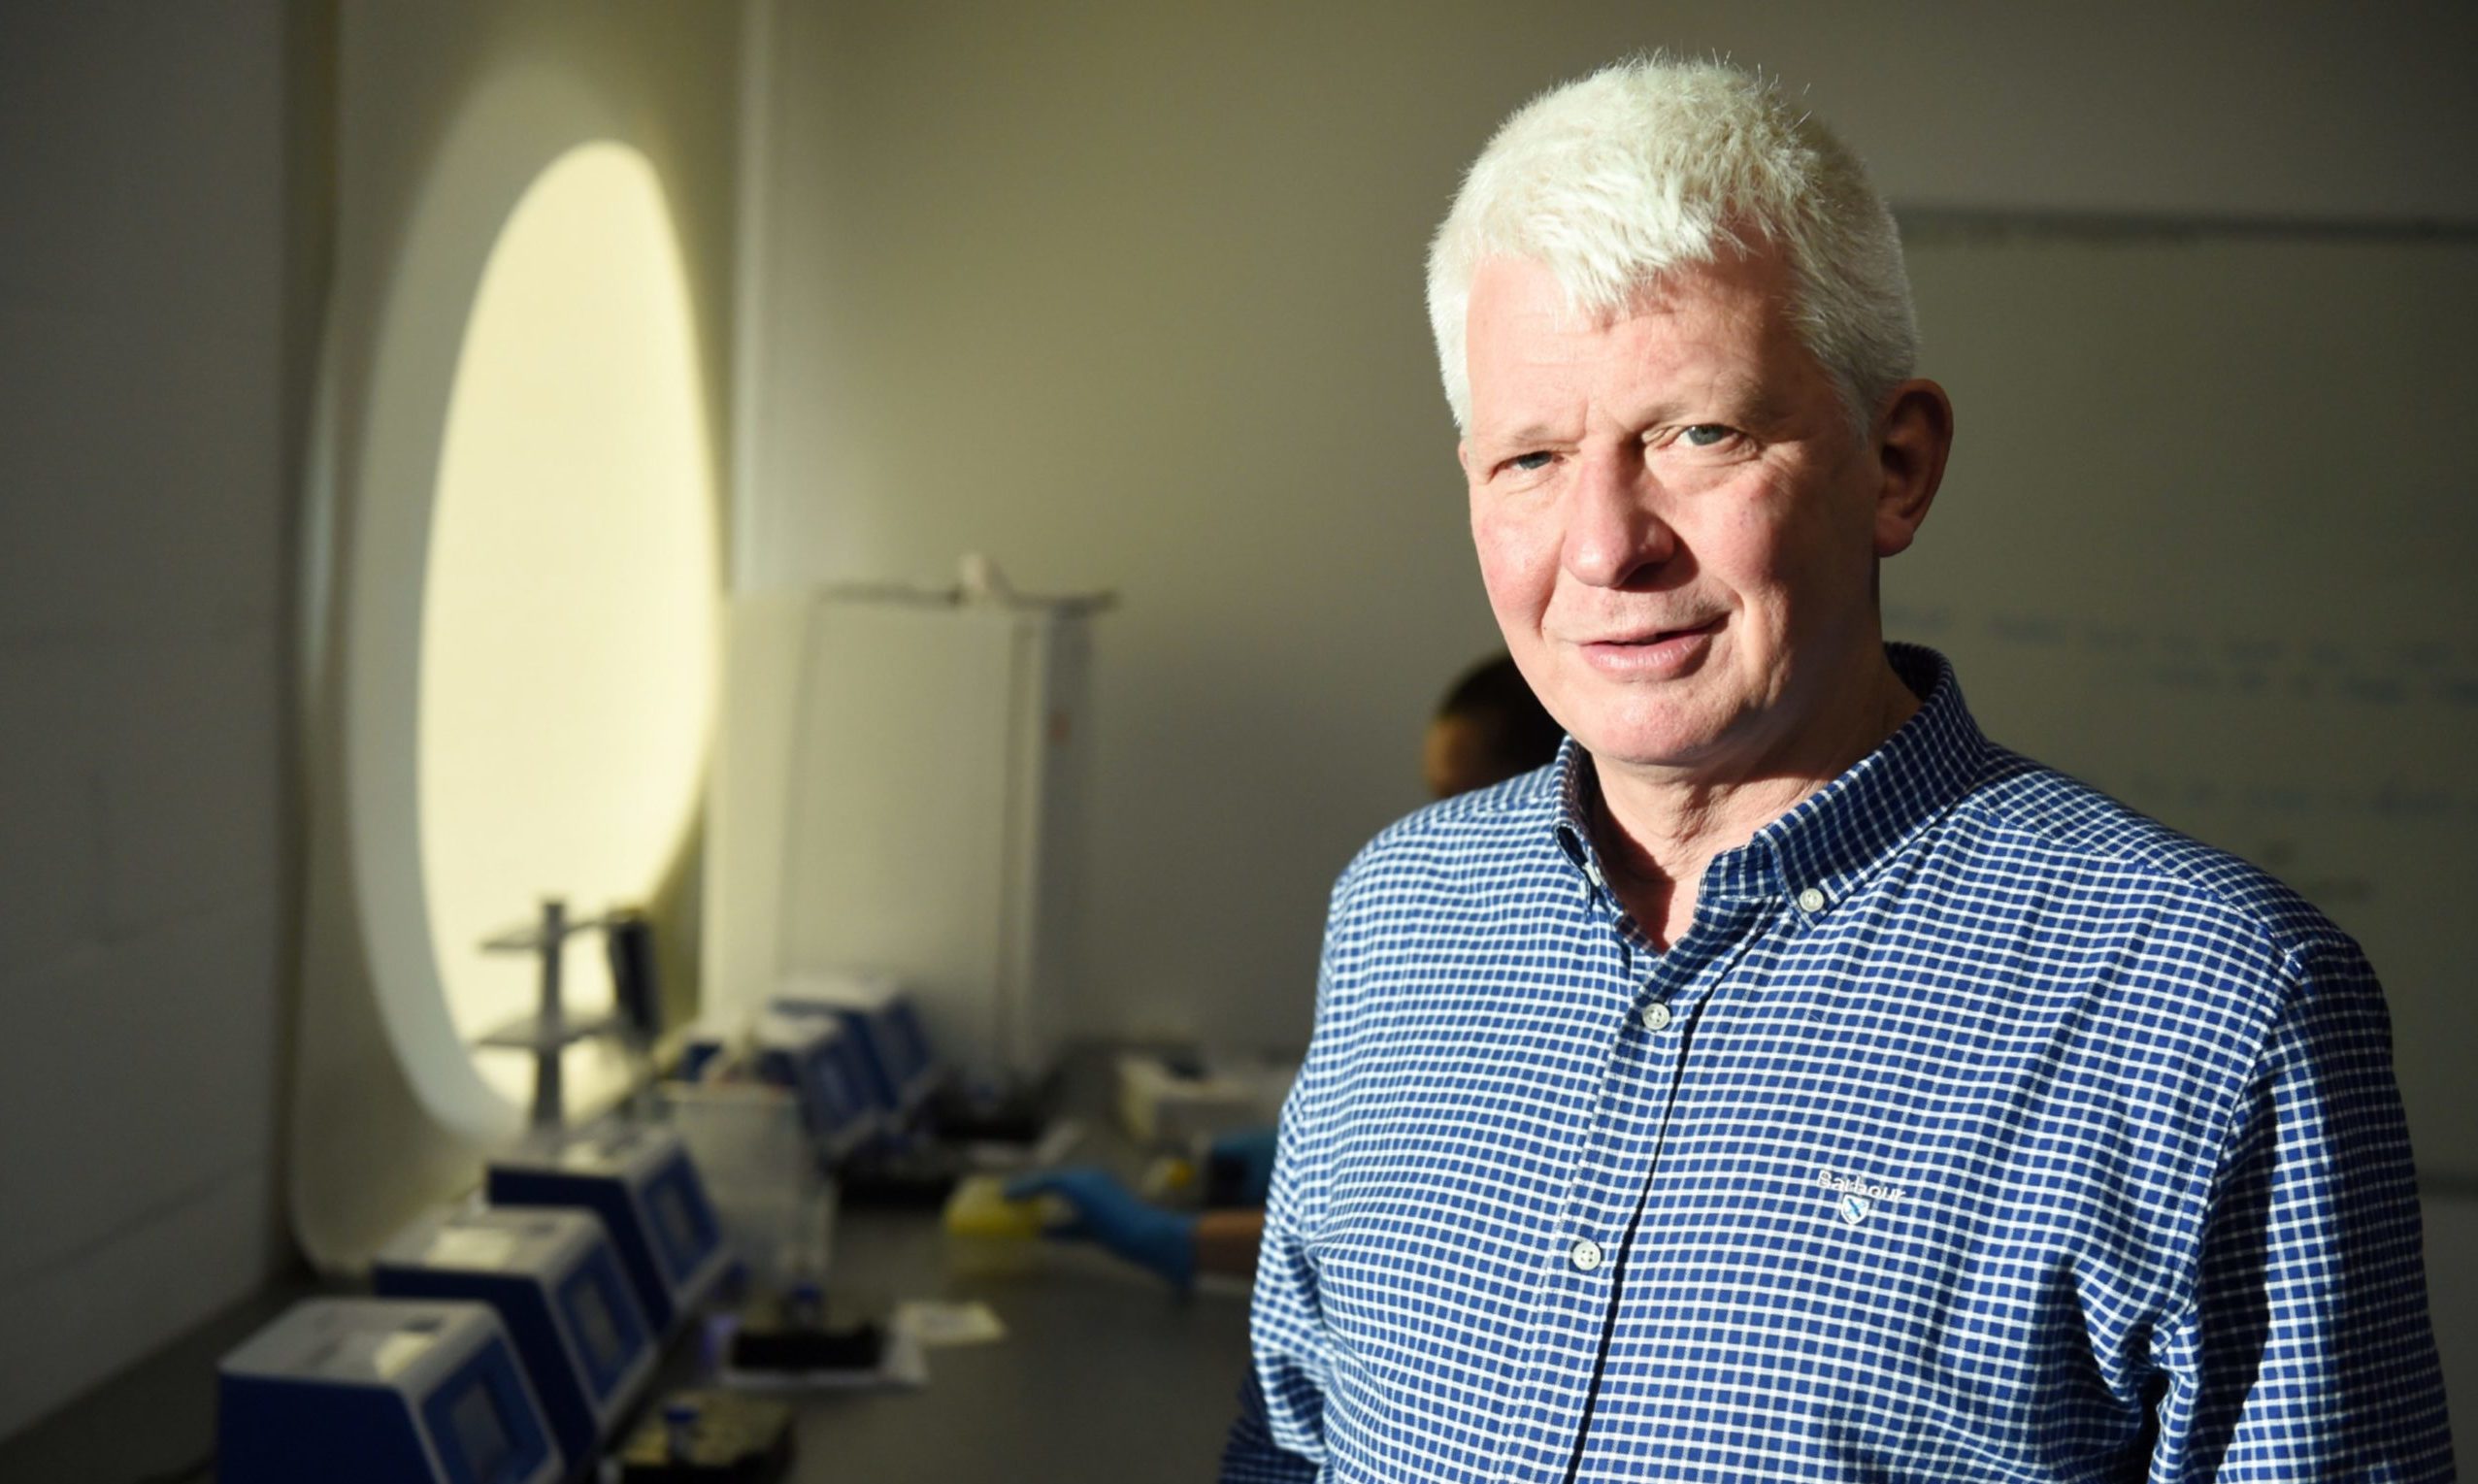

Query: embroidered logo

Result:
[1814,1170,1908,1228]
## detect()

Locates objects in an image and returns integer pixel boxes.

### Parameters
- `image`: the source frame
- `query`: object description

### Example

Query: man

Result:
[1223,56,2451,1482]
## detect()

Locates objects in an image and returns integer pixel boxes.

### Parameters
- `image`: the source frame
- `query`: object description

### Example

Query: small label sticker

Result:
[894,1300,1008,1348]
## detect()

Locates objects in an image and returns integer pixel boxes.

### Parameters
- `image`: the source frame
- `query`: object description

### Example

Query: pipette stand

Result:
[478,897,619,1134]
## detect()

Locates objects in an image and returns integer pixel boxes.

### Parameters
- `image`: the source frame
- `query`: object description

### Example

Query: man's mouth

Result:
[1574,616,1722,672]
[1593,616,1720,647]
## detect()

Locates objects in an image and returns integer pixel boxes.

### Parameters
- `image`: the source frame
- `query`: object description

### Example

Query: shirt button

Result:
[1569,1237,1604,1272]
[1584,862,1605,889]
[1797,886,1828,913]
[1640,1003,1672,1032]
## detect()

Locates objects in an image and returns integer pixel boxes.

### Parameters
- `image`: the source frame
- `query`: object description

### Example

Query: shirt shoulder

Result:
[1956,747,2357,968]
[1334,762,1565,898]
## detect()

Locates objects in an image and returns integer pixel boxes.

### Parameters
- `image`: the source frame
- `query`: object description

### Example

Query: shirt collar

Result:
[1550,643,1992,912]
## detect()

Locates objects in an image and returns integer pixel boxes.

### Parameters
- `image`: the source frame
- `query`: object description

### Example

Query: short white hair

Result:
[1427,56,1916,435]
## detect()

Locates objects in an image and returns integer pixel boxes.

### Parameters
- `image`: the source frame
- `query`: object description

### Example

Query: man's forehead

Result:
[1463,251,1801,434]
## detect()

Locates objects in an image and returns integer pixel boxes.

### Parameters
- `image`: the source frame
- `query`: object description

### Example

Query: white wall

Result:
[0,0,310,1440]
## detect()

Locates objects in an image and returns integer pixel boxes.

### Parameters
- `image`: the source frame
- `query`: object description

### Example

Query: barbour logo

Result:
[1815,1169,1907,1227]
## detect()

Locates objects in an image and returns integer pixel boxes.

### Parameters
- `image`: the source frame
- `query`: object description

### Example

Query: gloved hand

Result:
[1206,1126,1280,1208]
[1006,1168,1198,1291]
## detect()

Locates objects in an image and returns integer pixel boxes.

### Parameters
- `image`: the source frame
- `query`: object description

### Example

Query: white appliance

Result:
[704,574,1103,1086]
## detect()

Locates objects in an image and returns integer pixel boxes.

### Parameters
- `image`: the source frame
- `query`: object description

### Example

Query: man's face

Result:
[1458,247,1900,784]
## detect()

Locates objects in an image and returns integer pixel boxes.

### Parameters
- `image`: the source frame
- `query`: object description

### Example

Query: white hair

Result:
[1426,56,1916,435]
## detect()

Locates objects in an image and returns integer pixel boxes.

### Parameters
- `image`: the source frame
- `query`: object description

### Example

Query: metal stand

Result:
[476,897,619,1132]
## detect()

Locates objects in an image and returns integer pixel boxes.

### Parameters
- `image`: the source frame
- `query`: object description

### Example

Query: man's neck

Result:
[1590,656,1921,949]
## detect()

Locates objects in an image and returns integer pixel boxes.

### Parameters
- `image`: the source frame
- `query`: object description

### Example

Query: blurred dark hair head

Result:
[1428,653,1563,797]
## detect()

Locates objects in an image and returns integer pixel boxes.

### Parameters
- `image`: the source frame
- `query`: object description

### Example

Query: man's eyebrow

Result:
[1471,421,1571,451]
[1609,378,1801,433]
[1724,377,1801,424]
[1667,374,1780,420]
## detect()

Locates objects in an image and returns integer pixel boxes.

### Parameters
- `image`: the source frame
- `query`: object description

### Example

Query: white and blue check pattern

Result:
[1225,645,2451,1481]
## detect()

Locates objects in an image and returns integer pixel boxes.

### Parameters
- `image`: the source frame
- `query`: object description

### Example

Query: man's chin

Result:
[1569,727,1734,778]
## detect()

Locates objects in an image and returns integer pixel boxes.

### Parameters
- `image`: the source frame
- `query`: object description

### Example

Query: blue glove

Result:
[1006,1168,1198,1290]
[1206,1126,1280,1208]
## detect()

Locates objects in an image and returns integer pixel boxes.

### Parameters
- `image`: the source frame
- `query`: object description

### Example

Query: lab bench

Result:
[0,1204,1255,1482]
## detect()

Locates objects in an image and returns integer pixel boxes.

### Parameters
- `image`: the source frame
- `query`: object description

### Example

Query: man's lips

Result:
[1569,615,1722,675]
[1581,615,1722,646]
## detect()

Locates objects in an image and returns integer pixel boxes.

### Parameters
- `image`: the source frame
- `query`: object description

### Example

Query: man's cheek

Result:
[1479,571,1548,636]
[1472,522,1553,596]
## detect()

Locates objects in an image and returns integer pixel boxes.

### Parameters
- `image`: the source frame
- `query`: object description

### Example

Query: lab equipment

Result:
[478,899,668,1130]
[753,1009,880,1163]
[673,1016,741,1083]
[476,899,611,1132]
[373,1207,657,1479]
[705,577,1107,1087]
[663,1076,833,1295]
[667,1009,873,1283]
[680,1010,881,1164]
[217,1298,561,1484]
[721,1280,886,1376]
[772,971,939,1127]
[611,1389,793,1483]
[606,907,665,1046]
[1115,1048,1295,1148]
[488,1124,730,1336]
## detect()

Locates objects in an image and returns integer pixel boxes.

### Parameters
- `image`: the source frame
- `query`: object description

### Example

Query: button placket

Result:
[1523,891,1777,1478]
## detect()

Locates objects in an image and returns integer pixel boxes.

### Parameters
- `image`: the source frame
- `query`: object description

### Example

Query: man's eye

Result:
[1508,451,1556,474]
[1679,424,1734,447]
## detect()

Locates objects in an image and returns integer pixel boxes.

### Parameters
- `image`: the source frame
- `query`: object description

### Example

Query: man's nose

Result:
[1560,448,1675,589]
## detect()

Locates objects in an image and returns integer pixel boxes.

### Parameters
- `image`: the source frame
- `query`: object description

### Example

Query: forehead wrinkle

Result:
[1467,249,1825,450]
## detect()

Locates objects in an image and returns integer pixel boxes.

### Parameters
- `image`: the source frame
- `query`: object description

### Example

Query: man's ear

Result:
[1870,379,1953,558]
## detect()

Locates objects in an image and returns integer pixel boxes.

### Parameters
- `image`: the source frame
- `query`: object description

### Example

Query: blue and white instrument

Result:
[486,1124,729,1336]
[217,1298,560,1484]
[373,1207,655,1478]
[772,973,939,1127]
[753,1010,880,1164]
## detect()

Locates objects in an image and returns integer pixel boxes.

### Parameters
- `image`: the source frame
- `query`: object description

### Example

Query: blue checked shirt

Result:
[1224,645,2451,1482]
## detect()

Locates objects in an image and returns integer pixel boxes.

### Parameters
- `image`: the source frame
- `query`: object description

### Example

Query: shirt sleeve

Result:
[1219,875,1356,1483]
[2150,935,2455,1479]
[1218,1072,1332,1481]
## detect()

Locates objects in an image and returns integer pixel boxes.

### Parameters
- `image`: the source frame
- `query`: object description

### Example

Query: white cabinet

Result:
[705,584,1098,1084]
